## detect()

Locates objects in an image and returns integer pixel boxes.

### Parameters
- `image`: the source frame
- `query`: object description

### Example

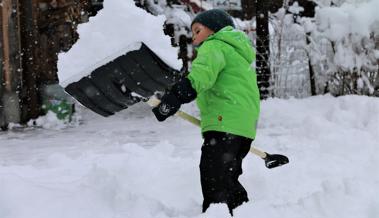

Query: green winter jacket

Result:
[187,26,260,139]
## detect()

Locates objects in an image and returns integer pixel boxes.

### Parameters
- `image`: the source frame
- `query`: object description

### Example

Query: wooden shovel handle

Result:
[146,97,267,159]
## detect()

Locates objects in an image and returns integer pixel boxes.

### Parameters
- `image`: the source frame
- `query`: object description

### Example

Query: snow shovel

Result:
[65,43,181,116]
[147,98,289,169]
[64,42,288,168]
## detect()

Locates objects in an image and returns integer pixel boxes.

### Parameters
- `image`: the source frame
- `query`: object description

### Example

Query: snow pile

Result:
[0,95,378,218]
[316,0,379,41]
[375,49,379,59]
[288,1,304,14]
[165,6,192,28]
[57,0,182,87]
[270,9,312,98]
[251,95,379,218]
[27,111,67,130]
[24,111,79,130]
[269,0,379,96]
[314,0,379,72]
[188,0,213,10]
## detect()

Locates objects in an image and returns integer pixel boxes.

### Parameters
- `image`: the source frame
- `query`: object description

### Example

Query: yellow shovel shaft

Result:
[147,97,267,159]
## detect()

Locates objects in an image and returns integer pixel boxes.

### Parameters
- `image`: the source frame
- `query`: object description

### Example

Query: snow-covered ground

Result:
[0,95,378,218]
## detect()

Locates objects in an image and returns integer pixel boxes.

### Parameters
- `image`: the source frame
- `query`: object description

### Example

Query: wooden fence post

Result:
[19,0,41,122]
[374,35,379,95]
[1,0,22,127]
[241,0,254,19]
[256,0,271,99]
[0,3,4,128]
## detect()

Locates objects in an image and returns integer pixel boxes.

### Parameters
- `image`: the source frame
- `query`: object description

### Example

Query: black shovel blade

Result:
[264,153,289,169]
[65,43,181,116]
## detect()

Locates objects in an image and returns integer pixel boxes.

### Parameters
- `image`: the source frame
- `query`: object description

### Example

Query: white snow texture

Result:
[7,0,378,217]
[57,0,182,87]
[0,95,378,218]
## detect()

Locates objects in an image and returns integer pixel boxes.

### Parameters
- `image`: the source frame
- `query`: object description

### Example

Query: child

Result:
[152,9,260,216]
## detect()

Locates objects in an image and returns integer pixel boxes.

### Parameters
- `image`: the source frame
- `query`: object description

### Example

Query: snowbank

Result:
[0,95,378,218]
[57,0,182,87]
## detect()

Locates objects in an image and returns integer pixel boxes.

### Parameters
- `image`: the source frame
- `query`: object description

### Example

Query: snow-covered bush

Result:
[314,0,379,96]
[269,0,379,97]
[270,7,312,98]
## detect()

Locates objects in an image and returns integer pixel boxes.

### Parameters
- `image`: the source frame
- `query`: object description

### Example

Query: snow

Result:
[188,0,213,10]
[288,1,304,15]
[165,6,192,28]
[315,0,379,41]
[270,0,379,96]
[375,50,379,60]
[57,0,182,87]
[270,12,312,98]
[312,0,379,92]
[22,1,379,217]
[1,95,378,218]
[26,111,74,130]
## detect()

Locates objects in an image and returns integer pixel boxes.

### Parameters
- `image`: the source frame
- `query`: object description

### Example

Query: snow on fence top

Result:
[57,0,182,87]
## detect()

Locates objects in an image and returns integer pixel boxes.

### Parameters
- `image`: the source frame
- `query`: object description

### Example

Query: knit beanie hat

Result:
[191,9,235,33]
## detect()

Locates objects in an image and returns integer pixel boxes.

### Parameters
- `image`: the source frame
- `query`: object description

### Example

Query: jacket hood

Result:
[207,26,254,64]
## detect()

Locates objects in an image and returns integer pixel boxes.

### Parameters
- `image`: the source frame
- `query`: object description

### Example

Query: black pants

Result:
[200,131,252,216]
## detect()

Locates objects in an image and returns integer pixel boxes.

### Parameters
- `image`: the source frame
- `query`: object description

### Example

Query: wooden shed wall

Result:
[1,0,93,128]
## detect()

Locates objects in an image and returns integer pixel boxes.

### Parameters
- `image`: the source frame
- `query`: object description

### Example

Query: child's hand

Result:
[152,78,196,122]
[152,93,181,121]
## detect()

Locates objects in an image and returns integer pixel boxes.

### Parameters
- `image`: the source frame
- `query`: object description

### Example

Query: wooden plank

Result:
[19,0,41,121]
[2,0,12,92]
[0,3,3,97]
[1,0,22,125]
[17,0,91,122]
[9,0,22,91]
[241,0,254,19]
[0,5,4,128]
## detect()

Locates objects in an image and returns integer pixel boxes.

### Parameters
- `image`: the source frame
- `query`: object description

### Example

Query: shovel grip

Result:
[146,97,161,107]
[250,147,267,159]
[146,97,200,125]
